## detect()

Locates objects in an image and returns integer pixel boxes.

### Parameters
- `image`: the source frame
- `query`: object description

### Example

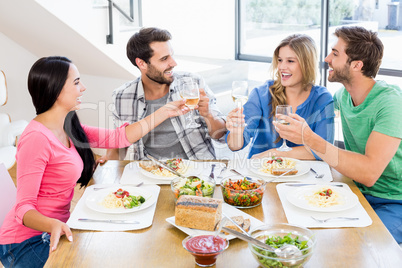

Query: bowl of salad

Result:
[170,176,215,202]
[248,223,316,268]
[220,175,266,208]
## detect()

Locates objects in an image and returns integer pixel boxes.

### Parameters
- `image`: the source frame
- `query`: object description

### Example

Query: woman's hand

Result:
[161,99,190,118]
[226,107,245,133]
[49,219,73,254]
[251,149,280,159]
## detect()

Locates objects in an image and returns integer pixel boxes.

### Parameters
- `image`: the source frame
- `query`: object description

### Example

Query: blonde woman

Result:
[226,34,334,159]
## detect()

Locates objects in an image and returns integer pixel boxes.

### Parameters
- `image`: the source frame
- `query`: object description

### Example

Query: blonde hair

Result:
[268,34,318,143]
[269,34,318,118]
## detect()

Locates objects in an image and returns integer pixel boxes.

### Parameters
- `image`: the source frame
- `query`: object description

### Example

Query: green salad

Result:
[173,177,214,199]
[253,233,309,268]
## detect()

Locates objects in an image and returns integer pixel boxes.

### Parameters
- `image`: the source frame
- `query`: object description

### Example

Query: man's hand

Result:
[197,89,210,118]
[274,113,310,145]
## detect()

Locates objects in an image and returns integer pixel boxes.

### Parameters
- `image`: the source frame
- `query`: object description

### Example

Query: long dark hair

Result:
[28,56,95,187]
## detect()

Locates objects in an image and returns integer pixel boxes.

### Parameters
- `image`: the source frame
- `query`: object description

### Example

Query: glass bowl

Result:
[170,175,216,202]
[182,235,229,267]
[220,175,266,208]
[248,223,316,268]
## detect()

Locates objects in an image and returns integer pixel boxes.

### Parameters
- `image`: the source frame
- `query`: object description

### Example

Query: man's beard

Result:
[145,63,173,85]
[328,63,351,84]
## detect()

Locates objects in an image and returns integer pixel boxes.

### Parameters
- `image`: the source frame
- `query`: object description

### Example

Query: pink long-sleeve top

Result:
[0,120,131,244]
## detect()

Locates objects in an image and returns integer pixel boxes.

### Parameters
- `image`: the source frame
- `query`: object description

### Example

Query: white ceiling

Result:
[0,0,136,80]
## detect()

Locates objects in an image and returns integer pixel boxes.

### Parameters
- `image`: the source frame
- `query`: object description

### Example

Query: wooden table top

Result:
[45,160,402,267]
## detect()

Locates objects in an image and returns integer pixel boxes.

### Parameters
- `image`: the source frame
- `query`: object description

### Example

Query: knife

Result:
[285,183,344,187]
[78,219,140,224]
[221,227,275,251]
[265,167,297,183]
[145,153,186,178]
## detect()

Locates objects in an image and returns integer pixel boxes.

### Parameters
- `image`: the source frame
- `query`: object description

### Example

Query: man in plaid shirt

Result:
[99,27,226,161]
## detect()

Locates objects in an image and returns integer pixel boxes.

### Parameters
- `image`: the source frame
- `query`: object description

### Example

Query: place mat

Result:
[166,203,265,240]
[67,184,160,231]
[227,159,333,182]
[120,161,226,185]
[276,183,372,228]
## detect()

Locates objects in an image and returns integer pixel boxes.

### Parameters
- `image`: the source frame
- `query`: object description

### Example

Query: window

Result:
[237,0,402,89]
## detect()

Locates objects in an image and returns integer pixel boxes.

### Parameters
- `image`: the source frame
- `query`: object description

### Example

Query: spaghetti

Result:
[305,187,341,207]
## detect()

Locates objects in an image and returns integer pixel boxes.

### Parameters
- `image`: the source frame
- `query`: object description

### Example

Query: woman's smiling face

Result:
[277,45,303,89]
[56,64,86,111]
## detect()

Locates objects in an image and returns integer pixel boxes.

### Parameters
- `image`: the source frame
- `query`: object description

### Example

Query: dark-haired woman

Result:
[0,56,188,268]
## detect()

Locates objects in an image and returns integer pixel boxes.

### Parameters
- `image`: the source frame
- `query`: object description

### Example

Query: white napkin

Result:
[227,159,333,182]
[67,184,160,231]
[120,161,226,185]
[276,183,372,228]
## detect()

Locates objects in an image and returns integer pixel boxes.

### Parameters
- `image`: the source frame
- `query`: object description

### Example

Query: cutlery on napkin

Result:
[285,183,343,187]
[78,219,140,224]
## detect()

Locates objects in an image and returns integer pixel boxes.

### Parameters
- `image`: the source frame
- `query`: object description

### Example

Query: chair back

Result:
[0,70,7,106]
[0,163,17,226]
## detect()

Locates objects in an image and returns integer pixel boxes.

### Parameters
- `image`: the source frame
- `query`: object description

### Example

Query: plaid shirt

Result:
[112,72,225,160]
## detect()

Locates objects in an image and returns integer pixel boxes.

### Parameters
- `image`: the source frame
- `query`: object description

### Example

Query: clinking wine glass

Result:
[180,77,201,128]
[275,105,292,152]
[231,81,249,108]
[231,81,248,128]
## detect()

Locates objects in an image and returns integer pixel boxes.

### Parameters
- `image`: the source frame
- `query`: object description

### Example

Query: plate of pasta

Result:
[86,186,157,214]
[286,185,359,212]
[137,159,196,180]
[249,157,310,178]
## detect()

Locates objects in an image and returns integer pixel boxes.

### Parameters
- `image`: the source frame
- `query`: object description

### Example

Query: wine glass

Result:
[275,105,292,152]
[180,77,201,128]
[231,81,249,108]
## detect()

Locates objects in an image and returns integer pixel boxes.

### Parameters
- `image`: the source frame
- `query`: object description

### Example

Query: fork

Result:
[310,168,324,178]
[216,166,227,180]
[311,216,359,223]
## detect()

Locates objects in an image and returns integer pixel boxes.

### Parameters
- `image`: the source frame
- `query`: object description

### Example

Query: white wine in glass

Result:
[180,77,201,128]
[275,105,292,152]
[231,81,249,107]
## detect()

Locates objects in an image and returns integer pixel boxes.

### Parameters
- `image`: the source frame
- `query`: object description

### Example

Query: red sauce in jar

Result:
[185,235,228,266]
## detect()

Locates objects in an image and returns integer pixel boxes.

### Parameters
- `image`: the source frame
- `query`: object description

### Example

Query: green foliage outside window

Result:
[246,0,353,27]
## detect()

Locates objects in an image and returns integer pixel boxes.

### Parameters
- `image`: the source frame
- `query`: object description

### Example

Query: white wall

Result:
[0,32,128,128]
[142,0,236,60]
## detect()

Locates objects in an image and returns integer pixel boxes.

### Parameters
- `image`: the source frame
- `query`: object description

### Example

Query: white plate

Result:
[248,158,310,178]
[86,186,157,214]
[286,185,359,212]
[137,160,198,181]
[165,203,265,240]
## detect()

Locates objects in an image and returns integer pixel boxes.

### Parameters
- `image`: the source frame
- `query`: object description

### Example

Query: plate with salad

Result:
[86,186,157,214]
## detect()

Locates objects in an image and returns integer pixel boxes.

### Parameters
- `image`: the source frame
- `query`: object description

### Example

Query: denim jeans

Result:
[365,194,402,244]
[0,232,50,268]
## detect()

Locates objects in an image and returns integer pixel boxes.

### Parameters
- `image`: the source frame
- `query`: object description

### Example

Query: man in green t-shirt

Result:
[275,26,402,244]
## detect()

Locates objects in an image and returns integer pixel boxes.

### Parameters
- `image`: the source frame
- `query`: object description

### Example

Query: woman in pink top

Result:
[0,56,188,268]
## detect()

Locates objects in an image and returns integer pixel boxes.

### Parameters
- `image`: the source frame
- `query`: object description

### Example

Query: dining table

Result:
[44,160,402,267]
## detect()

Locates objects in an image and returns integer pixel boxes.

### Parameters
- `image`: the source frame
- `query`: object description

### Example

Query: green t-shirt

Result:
[334,80,402,200]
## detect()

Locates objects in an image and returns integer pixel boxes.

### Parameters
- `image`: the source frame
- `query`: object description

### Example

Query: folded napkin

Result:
[67,184,160,231]
[120,161,226,185]
[227,159,333,182]
[276,183,372,228]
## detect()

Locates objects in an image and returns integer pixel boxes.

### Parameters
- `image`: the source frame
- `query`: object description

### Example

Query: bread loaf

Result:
[175,195,222,231]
